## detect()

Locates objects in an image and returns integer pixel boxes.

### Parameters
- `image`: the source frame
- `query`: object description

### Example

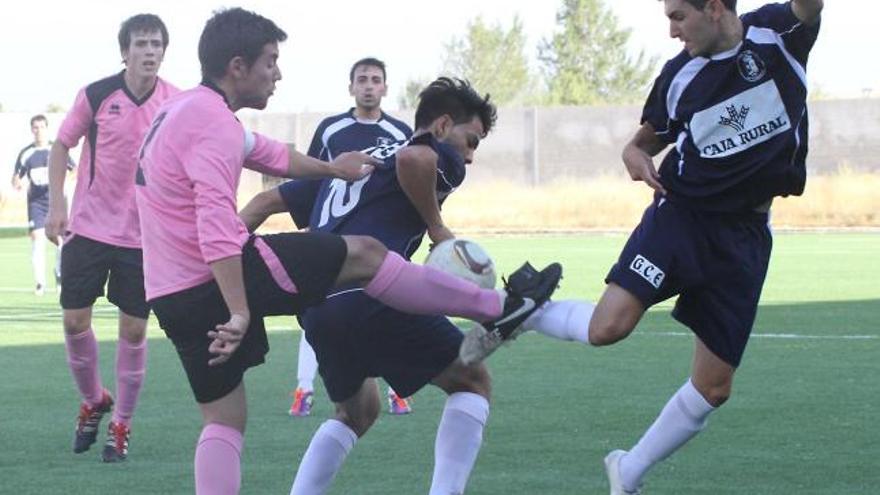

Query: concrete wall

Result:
[2,99,878,224]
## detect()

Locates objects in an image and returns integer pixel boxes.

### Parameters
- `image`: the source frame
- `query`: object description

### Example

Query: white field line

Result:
[264,326,878,341]
[0,306,116,321]
[644,331,878,340]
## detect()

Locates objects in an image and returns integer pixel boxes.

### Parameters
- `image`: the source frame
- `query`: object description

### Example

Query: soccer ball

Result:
[425,239,497,289]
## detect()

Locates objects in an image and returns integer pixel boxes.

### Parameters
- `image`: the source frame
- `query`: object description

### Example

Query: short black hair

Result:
[676,0,737,11]
[414,77,497,136]
[30,114,47,126]
[118,14,169,53]
[349,57,387,83]
[198,8,287,80]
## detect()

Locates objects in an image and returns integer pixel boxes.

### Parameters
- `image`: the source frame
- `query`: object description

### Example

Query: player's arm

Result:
[205,255,250,366]
[244,132,378,181]
[45,141,74,244]
[11,152,25,190]
[621,122,668,194]
[791,0,823,25]
[239,188,286,232]
[284,144,379,181]
[396,144,454,244]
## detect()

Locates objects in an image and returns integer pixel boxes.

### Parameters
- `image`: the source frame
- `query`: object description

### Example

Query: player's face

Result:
[237,42,282,110]
[31,120,48,144]
[445,116,485,165]
[664,0,723,57]
[349,65,387,112]
[123,30,165,79]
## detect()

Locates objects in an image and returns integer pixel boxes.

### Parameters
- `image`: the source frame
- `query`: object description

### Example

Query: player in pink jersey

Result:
[45,13,178,463]
[136,9,560,494]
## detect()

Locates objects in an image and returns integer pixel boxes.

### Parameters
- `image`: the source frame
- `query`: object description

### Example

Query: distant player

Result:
[135,9,559,494]
[45,14,178,462]
[288,57,416,417]
[240,78,558,494]
[12,115,72,295]
[462,1,824,493]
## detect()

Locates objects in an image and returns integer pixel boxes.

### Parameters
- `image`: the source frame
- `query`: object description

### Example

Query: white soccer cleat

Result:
[604,450,642,495]
[459,322,529,365]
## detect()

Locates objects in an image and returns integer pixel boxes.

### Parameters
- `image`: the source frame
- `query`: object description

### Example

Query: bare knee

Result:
[63,309,92,335]
[335,403,379,438]
[433,361,492,400]
[588,284,644,346]
[118,313,147,344]
[588,318,635,346]
[338,236,387,287]
[694,381,732,408]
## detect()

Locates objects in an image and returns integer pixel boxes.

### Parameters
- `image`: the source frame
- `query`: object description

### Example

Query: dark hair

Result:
[677,0,736,11]
[30,114,48,126]
[198,8,287,80]
[349,57,387,83]
[414,77,497,136]
[118,14,169,53]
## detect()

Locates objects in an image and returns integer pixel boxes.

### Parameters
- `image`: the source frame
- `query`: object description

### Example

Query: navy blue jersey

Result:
[643,2,820,212]
[279,133,465,259]
[13,142,73,200]
[306,109,412,161]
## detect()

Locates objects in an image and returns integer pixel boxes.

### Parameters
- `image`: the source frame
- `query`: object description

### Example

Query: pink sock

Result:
[64,328,103,406]
[364,251,502,321]
[195,423,243,495]
[112,337,147,427]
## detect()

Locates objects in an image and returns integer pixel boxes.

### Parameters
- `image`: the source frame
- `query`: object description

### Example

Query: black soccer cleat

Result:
[101,421,130,463]
[73,390,114,454]
[461,262,562,364]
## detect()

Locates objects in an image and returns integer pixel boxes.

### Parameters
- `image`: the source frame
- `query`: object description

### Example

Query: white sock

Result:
[619,379,715,491]
[430,392,490,495]
[32,232,47,288]
[523,299,594,344]
[297,332,318,391]
[290,419,357,495]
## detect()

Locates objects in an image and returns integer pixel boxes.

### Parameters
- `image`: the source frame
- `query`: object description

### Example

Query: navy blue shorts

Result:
[301,290,463,402]
[151,232,347,403]
[606,197,772,366]
[27,196,48,231]
[60,234,150,319]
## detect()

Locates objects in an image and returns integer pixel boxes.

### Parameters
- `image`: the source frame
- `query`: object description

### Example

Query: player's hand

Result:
[427,224,454,246]
[622,142,666,195]
[330,151,381,181]
[207,313,249,366]
[44,204,69,246]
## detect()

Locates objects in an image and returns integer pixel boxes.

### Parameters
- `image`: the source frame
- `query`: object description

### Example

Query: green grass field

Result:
[1,233,878,494]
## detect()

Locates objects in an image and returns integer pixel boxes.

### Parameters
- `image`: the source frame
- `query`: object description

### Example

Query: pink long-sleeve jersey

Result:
[135,84,289,300]
[57,72,179,248]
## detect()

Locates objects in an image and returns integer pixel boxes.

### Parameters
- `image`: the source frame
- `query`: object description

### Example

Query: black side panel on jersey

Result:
[84,72,124,188]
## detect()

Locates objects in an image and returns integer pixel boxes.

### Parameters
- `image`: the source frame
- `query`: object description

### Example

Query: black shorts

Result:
[60,234,150,319]
[302,289,463,402]
[151,232,347,403]
[606,197,772,367]
[27,196,49,231]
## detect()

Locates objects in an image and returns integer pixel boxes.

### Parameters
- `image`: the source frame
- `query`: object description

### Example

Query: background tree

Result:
[398,78,431,110]
[45,103,66,113]
[539,0,657,105]
[441,15,536,106]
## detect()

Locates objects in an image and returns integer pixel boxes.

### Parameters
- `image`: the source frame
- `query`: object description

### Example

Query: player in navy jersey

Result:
[460,1,824,493]
[287,57,416,417]
[239,77,561,494]
[11,115,73,295]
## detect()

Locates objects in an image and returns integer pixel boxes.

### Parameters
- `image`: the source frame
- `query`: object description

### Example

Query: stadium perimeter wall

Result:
[1,99,878,226]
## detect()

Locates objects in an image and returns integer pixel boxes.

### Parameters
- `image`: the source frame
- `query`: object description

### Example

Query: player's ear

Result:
[436,114,453,139]
[228,56,248,79]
